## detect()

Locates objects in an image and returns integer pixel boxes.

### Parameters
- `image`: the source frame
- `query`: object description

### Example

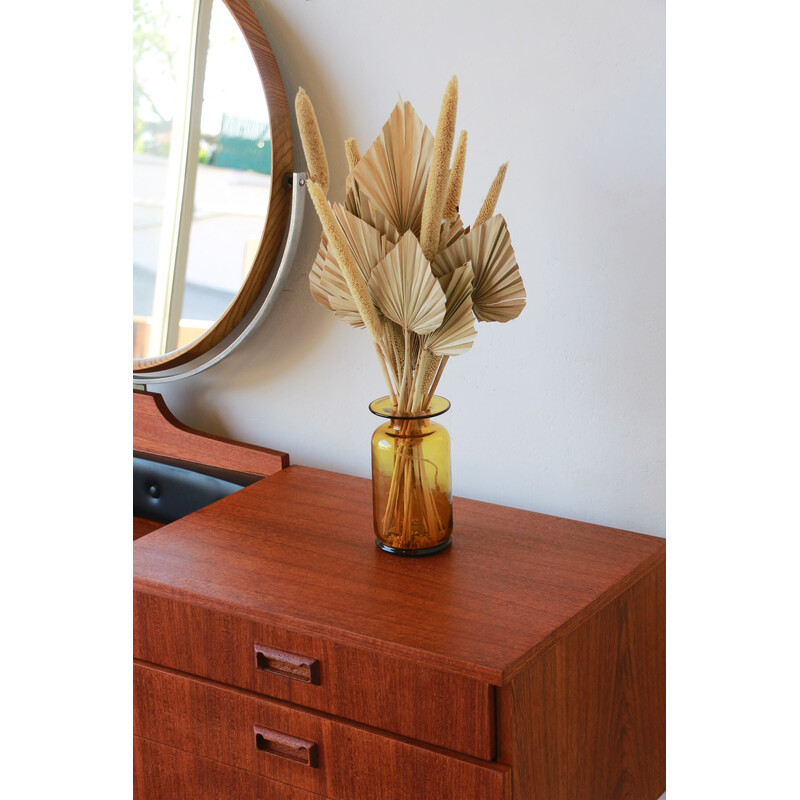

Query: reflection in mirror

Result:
[133,0,272,359]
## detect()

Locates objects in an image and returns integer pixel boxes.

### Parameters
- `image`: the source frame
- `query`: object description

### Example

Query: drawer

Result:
[134,662,509,800]
[136,728,508,800]
[134,591,495,759]
[134,736,321,800]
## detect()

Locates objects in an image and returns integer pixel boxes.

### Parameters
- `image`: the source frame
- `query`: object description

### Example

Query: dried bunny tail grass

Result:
[423,355,448,409]
[307,180,382,343]
[443,130,467,220]
[384,318,405,381]
[344,137,361,172]
[420,76,458,261]
[296,88,329,194]
[473,162,508,228]
[421,351,442,401]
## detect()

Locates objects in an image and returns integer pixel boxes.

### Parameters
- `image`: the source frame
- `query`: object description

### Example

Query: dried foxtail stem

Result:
[308,181,397,402]
[344,137,361,172]
[386,319,405,381]
[421,351,442,399]
[411,348,439,412]
[443,130,467,220]
[423,355,449,409]
[474,162,508,228]
[419,76,458,260]
[296,88,329,194]
[306,180,386,344]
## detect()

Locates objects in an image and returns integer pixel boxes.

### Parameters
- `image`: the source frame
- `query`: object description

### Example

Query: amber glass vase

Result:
[370,396,453,556]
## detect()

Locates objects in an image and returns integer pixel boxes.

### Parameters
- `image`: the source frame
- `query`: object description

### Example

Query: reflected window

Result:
[133,0,271,359]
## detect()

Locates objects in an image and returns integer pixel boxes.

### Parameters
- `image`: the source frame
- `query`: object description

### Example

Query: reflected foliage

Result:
[133,0,176,155]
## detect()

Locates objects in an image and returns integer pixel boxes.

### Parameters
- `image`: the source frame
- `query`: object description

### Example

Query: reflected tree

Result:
[133,0,175,153]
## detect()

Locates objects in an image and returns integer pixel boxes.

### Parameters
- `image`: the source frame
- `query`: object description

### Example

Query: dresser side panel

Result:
[498,559,665,799]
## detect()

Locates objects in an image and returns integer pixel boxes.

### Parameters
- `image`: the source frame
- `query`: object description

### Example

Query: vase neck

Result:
[369,395,451,422]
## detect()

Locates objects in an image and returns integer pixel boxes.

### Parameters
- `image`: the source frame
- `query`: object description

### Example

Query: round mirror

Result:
[133,0,293,375]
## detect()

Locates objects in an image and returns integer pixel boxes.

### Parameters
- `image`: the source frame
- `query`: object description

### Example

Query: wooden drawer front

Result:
[134,663,508,800]
[135,736,322,800]
[134,591,495,759]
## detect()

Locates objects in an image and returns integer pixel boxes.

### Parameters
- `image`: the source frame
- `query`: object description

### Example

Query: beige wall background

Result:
[153,0,666,537]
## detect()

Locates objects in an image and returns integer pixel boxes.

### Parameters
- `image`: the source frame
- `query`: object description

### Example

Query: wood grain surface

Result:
[133,516,163,541]
[497,560,666,799]
[134,591,495,759]
[134,736,325,800]
[133,390,289,480]
[134,465,665,684]
[134,662,509,800]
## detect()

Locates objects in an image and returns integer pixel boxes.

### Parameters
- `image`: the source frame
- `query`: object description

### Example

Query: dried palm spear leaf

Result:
[310,207,397,336]
[351,101,434,236]
[309,212,394,329]
[344,172,360,214]
[439,214,467,253]
[308,235,364,327]
[309,232,332,310]
[368,231,446,334]
[323,250,365,328]
[433,214,526,323]
[422,263,477,356]
[307,179,384,341]
[332,203,394,283]
[358,197,402,244]
[342,178,401,244]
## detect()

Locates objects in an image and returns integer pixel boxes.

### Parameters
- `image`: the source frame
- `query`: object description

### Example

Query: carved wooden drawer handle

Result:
[254,725,319,768]
[254,643,320,685]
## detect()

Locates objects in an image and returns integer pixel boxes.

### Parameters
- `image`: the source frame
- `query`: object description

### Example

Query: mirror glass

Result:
[133,0,272,360]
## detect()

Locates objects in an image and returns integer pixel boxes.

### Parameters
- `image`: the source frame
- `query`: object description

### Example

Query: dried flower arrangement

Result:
[296,77,526,552]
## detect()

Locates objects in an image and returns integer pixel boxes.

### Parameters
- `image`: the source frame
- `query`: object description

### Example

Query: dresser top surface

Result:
[133,465,665,683]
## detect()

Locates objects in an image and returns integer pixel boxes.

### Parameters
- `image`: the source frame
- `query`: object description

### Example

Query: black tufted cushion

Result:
[133,456,246,524]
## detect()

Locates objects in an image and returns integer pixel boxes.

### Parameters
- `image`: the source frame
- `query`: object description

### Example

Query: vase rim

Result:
[369,395,451,421]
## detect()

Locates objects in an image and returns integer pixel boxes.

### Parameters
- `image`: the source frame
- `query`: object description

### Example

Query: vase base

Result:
[374,537,452,557]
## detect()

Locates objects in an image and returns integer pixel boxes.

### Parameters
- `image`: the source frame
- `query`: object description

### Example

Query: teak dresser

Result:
[133,460,665,799]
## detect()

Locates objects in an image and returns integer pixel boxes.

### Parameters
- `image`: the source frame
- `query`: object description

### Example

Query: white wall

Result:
[154,0,665,537]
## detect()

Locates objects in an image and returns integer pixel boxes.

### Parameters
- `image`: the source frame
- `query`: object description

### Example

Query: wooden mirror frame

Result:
[133,0,293,375]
